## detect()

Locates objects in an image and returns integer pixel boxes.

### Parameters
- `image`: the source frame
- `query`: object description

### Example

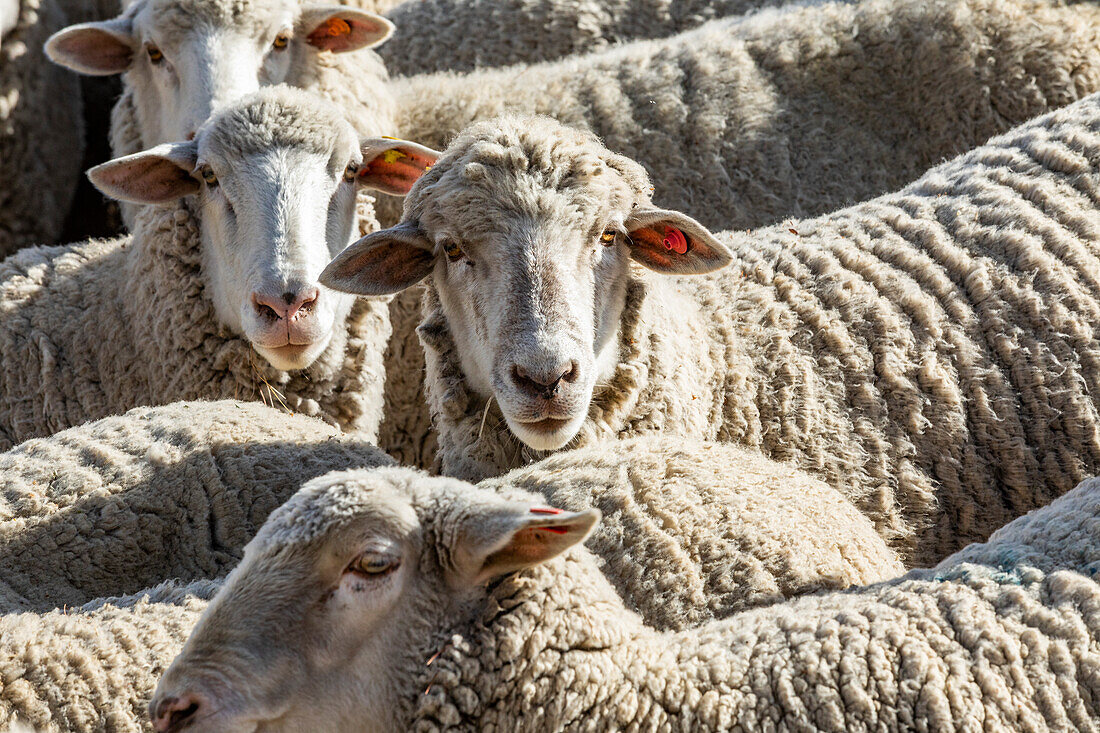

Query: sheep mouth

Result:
[516,417,574,434]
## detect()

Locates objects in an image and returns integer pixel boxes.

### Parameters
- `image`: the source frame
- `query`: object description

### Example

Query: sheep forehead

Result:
[250,468,476,552]
[413,116,651,236]
[197,87,358,162]
[138,0,295,38]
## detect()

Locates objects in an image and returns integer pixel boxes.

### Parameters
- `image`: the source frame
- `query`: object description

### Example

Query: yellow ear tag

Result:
[381,149,409,164]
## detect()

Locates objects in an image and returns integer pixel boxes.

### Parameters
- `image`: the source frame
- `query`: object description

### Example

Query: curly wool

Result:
[0,0,83,257]
[0,579,216,733]
[394,0,1100,234]
[0,197,390,451]
[379,0,779,76]
[0,400,393,612]
[481,436,903,630]
[413,478,1100,731]
[423,92,1100,566]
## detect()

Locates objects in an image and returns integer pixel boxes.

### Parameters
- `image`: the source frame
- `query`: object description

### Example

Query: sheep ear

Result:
[624,208,732,275]
[87,142,200,204]
[453,504,600,586]
[299,6,394,53]
[358,137,440,196]
[45,18,134,75]
[320,222,435,296]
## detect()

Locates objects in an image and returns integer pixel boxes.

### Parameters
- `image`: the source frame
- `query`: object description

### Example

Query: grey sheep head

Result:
[149,466,598,732]
[322,115,732,451]
[86,87,433,371]
[45,0,393,145]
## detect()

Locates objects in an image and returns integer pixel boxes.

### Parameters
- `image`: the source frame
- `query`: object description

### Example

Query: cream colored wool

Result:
[482,436,903,630]
[409,477,1100,731]
[379,0,777,76]
[416,93,1100,566]
[0,579,215,733]
[0,400,393,612]
[394,0,1100,234]
[0,0,83,257]
[0,186,390,450]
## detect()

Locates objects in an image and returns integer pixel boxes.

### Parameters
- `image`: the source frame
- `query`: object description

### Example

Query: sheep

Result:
[0,0,84,257]
[151,467,1100,732]
[0,87,439,451]
[378,0,779,76]
[0,399,393,612]
[392,0,1100,234]
[0,443,902,730]
[324,91,1100,566]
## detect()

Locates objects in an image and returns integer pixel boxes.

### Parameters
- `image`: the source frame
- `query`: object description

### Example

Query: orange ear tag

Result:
[663,226,689,255]
[309,17,351,43]
[530,507,563,515]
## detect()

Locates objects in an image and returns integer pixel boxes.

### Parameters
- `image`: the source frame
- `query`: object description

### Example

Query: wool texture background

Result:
[0,401,393,612]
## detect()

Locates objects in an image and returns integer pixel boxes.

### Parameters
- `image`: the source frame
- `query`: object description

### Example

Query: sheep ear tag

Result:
[357,137,440,196]
[465,506,600,585]
[624,207,732,275]
[301,7,394,52]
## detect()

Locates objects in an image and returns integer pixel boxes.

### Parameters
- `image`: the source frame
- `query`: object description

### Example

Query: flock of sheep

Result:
[3,0,1100,728]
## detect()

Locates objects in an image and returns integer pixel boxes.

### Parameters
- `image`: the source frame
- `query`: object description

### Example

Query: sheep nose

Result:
[151,692,204,732]
[510,360,579,400]
[251,287,320,321]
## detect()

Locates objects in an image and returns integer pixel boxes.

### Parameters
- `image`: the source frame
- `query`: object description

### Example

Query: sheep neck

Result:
[119,200,388,438]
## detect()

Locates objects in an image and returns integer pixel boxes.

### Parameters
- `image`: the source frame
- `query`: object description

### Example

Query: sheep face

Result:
[46,0,393,145]
[88,89,371,371]
[322,117,732,450]
[150,467,597,733]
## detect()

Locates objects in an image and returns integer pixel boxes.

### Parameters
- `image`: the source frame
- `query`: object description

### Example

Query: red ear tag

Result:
[530,507,563,515]
[537,526,569,534]
[662,226,689,255]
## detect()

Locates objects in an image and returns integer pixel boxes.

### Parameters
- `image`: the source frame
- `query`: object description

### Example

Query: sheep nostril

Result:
[511,363,575,400]
[562,360,580,383]
[152,693,202,732]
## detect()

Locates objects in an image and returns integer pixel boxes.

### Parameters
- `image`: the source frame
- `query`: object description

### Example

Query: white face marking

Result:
[127,0,298,145]
[197,142,359,371]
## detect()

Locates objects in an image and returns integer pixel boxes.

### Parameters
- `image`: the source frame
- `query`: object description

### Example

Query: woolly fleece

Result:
[379,0,780,76]
[394,0,1100,233]
[416,92,1100,566]
[0,0,83,257]
[0,400,393,612]
[482,436,903,630]
[409,476,1100,731]
[0,89,393,451]
[0,579,216,733]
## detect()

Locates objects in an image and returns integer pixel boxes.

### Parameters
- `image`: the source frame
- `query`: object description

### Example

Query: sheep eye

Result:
[200,167,218,187]
[146,45,164,64]
[273,33,290,50]
[348,552,399,576]
[343,163,359,183]
[442,240,464,261]
[600,228,617,245]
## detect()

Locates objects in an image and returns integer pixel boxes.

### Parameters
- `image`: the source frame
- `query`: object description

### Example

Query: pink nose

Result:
[151,692,203,731]
[251,287,320,321]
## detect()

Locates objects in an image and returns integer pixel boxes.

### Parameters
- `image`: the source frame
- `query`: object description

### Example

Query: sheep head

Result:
[322,115,731,451]
[45,0,393,145]
[87,87,425,372]
[149,466,598,732]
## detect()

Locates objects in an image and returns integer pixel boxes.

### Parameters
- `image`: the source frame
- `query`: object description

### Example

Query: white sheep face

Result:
[149,468,597,733]
[46,0,393,145]
[88,90,373,371]
[321,119,733,450]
